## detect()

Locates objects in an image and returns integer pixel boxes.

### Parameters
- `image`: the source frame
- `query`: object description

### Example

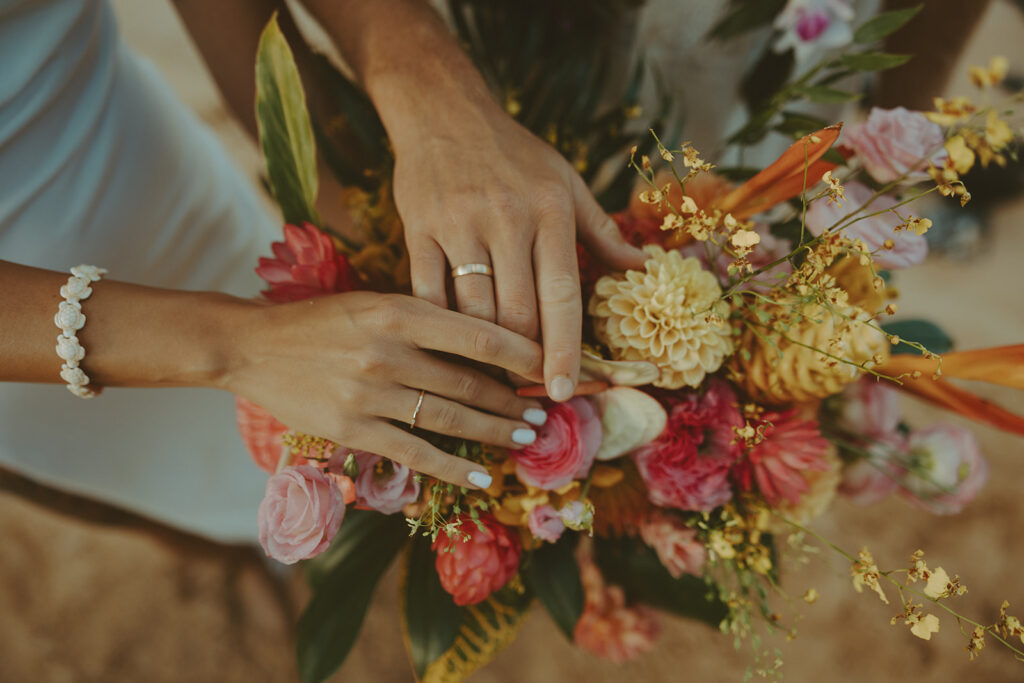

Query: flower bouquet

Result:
[238,6,1023,682]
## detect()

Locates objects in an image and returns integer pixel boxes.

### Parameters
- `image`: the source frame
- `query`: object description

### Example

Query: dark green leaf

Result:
[403,534,465,679]
[854,5,923,44]
[741,47,795,112]
[839,52,912,72]
[775,112,829,138]
[594,536,728,627]
[797,86,863,104]
[710,0,788,41]
[882,319,954,355]
[523,536,583,641]
[296,510,408,683]
[255,15,320,226]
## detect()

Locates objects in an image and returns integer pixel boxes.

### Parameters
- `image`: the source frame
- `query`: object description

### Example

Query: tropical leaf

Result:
[853,5,923,44]
[710,0,788,41]
[839,52,912,72]
[522,536,584,641]
[797,86,863,104]
[402,534,465,680]
[296,510,408,683]
[882,319,954,356]
[255,14,320,226]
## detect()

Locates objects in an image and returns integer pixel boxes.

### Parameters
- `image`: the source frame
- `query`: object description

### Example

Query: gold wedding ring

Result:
[409,390,426,429]
[451,263,493,278]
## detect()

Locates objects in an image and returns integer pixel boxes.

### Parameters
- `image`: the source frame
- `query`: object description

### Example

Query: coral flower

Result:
[255,222,361,302]
[511,397,602,490]
[639,511,707,578]
[733,410,832,506]
[574,554,661,663]
[257,465,347,565]
[433,513,522,606]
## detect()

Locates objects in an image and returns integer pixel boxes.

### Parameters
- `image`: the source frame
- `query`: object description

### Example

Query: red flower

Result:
[733,410,831,506]
[255,222,361,302]
[433,513,521,606]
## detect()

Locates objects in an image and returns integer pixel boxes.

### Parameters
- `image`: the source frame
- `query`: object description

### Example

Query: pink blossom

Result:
[511,398,602,490]
[235,397,288,474]
[337,450,421,515]
[836,377,902,439]
[773,0,854,65]
[838,437,904,505]
[257,465,347,565]
[733,410,832,506]
[806,181,927,269]
[528,505,566,543]
[574,554,661,663]
[639,511,707,578]
[255,222,361,302]
[899,424,987,515]
[433,513,521,606]
[633,379,744,512]
[844,107,949,184]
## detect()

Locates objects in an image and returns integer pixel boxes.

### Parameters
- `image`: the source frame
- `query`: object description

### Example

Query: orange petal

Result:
[882,345,1024,391]
[516,381,609,398]
[714,124,842,218]
[730,159,837,220]
[879,372,1024,437]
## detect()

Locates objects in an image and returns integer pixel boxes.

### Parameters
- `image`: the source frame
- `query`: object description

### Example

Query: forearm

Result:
[0,260,249,390]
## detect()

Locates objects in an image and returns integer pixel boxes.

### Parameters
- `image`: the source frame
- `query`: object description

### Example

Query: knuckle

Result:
[455,372,482,401]
[433,402,462,432]
[371,296,405,332]
[354,347,388,375]
[395,443,428,472]
[498,299,538,337]
[539,272,581,306]
[471,329,501,358]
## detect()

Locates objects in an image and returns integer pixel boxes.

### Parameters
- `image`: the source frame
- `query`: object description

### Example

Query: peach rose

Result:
[844,107,948,184]
[257,465,347,565]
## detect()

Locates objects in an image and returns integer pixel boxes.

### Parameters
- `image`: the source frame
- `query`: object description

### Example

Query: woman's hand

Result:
[223,291,548,489]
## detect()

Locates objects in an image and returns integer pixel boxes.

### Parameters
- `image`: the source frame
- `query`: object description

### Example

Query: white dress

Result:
[0,0,277,542]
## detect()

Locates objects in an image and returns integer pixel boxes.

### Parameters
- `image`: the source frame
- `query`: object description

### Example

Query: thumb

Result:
[572,173,647,271]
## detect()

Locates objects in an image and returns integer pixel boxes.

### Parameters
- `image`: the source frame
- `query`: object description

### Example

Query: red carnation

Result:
[732,409,831,506]
[432,513,521,606]
[255,222,361,302]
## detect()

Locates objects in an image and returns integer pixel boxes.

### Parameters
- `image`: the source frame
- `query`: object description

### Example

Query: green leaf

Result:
[854,5,923,44]
[710,0,788,41]
[421,584,533,683]
[839,52,912,72]
[296,510,408,683]
[882,319,954,355]
[522,536,583,641]
[594,536,728,627]
[775,112,830,138]
[255,14,321,226]
[402,534,465,679]
[797,86,863,104]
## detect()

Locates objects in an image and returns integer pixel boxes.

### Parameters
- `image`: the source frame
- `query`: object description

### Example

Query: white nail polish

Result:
[549,375,575,402]
[523,408,548,426]
[512,428,537,445]
[467,470,492,489]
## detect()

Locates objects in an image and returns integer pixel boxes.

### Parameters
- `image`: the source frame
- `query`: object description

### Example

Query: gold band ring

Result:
[409,390,426,429]
[451,263,493,278]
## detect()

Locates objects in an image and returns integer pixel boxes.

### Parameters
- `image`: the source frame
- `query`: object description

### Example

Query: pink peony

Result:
[733,410,832,506]
[235,397,288,474]
[843,107,948,184]
[255,222,361,302]
[639,511,707,579]
[527,504,566,543]
[805,181,927,269]
[835,377,902,440]
[340,450,420,515]
[633,380,744,512]
[899,424,987,515]
[433,513,522,606]
[574,554,661,663]
[511,398,602,490]
[257,465,347,565]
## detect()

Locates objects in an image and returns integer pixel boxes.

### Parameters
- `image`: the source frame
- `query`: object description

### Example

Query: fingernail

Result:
[512,428,537,445]
[467,470,492,489]
[523,408,548,426]
[549,375,575,402]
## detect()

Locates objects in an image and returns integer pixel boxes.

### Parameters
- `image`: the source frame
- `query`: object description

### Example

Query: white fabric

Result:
[0,0,277,542]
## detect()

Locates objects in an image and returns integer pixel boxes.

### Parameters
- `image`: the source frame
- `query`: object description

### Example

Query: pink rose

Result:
[342,450,420,515]
[899,424,987,515]
[806,181,927,269]
[844,107,948,184]
[527,504,566,543]
[836,377,902,439]
[257,465,347,565]
[639,511,707,579]
[634,380,743,512]
[511,398,602,490]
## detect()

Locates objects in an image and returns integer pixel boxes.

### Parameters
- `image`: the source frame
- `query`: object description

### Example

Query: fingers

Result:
[533,205,582,402]
[572,173,647,270]
[493,240,540,340]
[351,422,493,489]
[410,238,449,309]
[450,245,496,322]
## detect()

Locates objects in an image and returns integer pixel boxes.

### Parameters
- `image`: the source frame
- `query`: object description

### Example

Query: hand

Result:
[223,292,548,488]
[390,102,646,401]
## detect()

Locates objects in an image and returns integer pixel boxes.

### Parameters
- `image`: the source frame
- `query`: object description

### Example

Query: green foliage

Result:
[882,319,955,356]
[522,535,584,641]
[839,52,913,71]
[853,5,923,44]
[255,15,320,226]
[796,86,863,104]
[403,534,465,679]
[297,510,408,683]
[710,0,788,41]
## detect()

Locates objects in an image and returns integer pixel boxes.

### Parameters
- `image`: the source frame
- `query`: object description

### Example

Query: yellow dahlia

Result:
[589,246,732,389]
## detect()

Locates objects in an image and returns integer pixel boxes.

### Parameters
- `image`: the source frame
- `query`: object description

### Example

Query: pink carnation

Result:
[255,222,361,302]
[639,511,707,578]
[899,424,987,515]
[527,504,566,543]
[340,451,420,515]
[733,410,831,506]
[844,107,948,184]
[433,513,521,606]
[511,398,602,490]
[806,181,927,269]
[633,380,744,512]
[574,554,661,663]
[257,465,347,565]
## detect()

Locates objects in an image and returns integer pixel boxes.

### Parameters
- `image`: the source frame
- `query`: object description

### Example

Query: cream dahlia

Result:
[589,246,732,389]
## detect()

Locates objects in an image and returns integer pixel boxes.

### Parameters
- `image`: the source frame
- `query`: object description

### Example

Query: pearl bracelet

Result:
[54,264,107,398]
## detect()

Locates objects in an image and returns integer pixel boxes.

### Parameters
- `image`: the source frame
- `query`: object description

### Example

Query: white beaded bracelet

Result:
[54,264,107,398]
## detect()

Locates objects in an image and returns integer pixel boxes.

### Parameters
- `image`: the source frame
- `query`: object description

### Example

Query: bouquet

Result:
[237,5,1024,682]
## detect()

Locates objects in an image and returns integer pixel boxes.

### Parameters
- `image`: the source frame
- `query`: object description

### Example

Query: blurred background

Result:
[2,1,1023,681]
